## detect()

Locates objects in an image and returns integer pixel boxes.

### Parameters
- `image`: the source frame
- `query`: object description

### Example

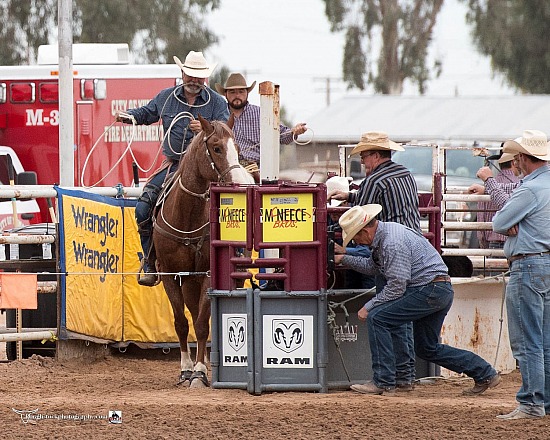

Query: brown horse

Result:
[153,115,253,386]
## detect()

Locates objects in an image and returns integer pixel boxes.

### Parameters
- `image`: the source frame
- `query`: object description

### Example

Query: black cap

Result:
[486,153,502,161]
[486,142,505,161]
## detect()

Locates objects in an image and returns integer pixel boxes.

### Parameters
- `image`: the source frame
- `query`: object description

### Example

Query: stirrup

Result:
[138,272,160,287]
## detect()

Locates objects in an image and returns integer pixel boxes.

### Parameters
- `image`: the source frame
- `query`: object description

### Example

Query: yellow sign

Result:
[219,192,247,242]
[261,193,314,242]
[60,192,191,343]
[62,195,123,340]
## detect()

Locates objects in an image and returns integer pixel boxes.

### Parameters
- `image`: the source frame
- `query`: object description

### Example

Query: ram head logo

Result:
[272,319,304,353]
[227,317,246,351]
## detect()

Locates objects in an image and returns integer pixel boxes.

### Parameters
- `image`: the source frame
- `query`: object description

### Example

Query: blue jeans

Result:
[375,276,415,385]
[507,255,550,417]
[135,162,178,267]
[367,280,496,388]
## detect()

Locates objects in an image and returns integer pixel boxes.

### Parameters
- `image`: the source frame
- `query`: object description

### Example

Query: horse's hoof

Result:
[176,370,193,386]
[189,371,210,388]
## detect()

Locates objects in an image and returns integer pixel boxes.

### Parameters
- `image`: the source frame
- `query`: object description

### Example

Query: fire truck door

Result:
[76,101,93,185]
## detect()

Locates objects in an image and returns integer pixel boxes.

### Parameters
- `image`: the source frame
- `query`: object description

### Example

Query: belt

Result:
[432,275,451,283]
[508,251,550,263]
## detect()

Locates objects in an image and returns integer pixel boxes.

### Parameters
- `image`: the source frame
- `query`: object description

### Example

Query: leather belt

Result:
[508,251,550,263]
[432,275,451,283]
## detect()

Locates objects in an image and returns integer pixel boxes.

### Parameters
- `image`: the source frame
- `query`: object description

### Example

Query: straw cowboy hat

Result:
[502,130,550,161]
[215,73,256,94]
[173,51,217,78]
[339,204,382,247]
[498,153,515,164]
[350,131,405,155]
[325,176,350,207]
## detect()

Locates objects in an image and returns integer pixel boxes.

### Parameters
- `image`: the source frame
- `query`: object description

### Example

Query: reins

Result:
[154,124,237,243]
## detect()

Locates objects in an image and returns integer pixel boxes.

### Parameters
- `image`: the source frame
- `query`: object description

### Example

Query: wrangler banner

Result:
[56,189,195,344]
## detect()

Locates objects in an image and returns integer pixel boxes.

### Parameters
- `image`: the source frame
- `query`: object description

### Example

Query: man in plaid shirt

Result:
[474,153,520,249]
[215,73,307,168]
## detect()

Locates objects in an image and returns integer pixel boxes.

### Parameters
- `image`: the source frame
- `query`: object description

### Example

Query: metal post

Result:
[16,304,22,360]
[259,81,280,182]
[58,0,74,186]
[259,82,281,263]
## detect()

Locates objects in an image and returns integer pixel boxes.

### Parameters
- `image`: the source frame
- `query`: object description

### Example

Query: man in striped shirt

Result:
[329,132,421,390]
[335,205,501,395]
[328,132,421,231]
[215,73,307,167]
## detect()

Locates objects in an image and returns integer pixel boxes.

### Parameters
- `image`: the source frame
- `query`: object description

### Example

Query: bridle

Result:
[156,125,241,243]
[177,129,240,200]
[203,130,241,183]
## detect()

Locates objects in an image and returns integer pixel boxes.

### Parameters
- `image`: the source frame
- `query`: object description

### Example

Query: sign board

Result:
[222,313,248,366]
[219,192,247,242]
[260,193,314,242]
[262,314,314,369]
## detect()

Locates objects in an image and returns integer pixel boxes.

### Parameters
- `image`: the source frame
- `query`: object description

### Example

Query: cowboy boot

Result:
[138,258,159,287]
[138,244,159,287]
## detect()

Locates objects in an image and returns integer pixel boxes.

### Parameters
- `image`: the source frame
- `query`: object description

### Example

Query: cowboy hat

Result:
[339,204,382,247]
[215,73,256,94]
[502,130,550,161]
[173,51,217,78]
[498,152,515,164]
[325,176,350,207]
[350,131,405,155]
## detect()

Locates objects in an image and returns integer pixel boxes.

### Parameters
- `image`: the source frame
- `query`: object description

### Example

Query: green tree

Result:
[0,0,55,65]
[322,0,443,94]
[0,0,220,65]
[208,65,231,93]
[463,0,550,93]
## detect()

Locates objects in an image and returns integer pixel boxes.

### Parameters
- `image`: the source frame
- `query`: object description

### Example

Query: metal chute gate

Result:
[208,182,436,394]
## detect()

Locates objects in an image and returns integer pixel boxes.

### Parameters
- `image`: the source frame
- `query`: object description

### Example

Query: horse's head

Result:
[193,115,254,184]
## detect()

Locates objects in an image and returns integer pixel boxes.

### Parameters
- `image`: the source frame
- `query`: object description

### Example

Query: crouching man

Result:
[334,204,501,395]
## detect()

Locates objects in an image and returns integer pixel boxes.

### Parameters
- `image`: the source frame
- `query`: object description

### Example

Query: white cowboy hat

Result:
[339,204,382,247]
[502,130,550,161]
[173,51,217,78]
[326,176,350,207]
[215,73,256,94]
[350,131,404,155]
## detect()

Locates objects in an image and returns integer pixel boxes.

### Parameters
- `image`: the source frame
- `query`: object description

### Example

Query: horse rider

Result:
[214,72,307,177]
[116,51,229,286]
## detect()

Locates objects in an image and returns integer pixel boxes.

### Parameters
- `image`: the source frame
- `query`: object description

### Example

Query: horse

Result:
[152,114,254,387]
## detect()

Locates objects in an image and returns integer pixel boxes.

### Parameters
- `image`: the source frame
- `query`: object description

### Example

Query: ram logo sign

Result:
[228,316,246,351]
[272,319,304,353]
[263,315,313,368]
[222,314,247,366]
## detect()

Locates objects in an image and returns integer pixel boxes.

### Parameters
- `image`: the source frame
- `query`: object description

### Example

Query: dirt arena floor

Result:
[1,339,549,440]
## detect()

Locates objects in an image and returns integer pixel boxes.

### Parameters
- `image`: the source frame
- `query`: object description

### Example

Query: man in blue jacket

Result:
[116,51,228,286]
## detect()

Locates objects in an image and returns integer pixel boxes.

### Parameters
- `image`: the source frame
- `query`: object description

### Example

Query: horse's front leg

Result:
[162,276,194,385]
[178,343,194,385]
[186,276,211,388]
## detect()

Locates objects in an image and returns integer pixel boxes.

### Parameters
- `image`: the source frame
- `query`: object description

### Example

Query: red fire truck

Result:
[0,43,181,227]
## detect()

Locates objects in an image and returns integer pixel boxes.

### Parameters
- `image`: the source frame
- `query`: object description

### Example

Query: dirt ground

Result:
[1,344,549,440]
